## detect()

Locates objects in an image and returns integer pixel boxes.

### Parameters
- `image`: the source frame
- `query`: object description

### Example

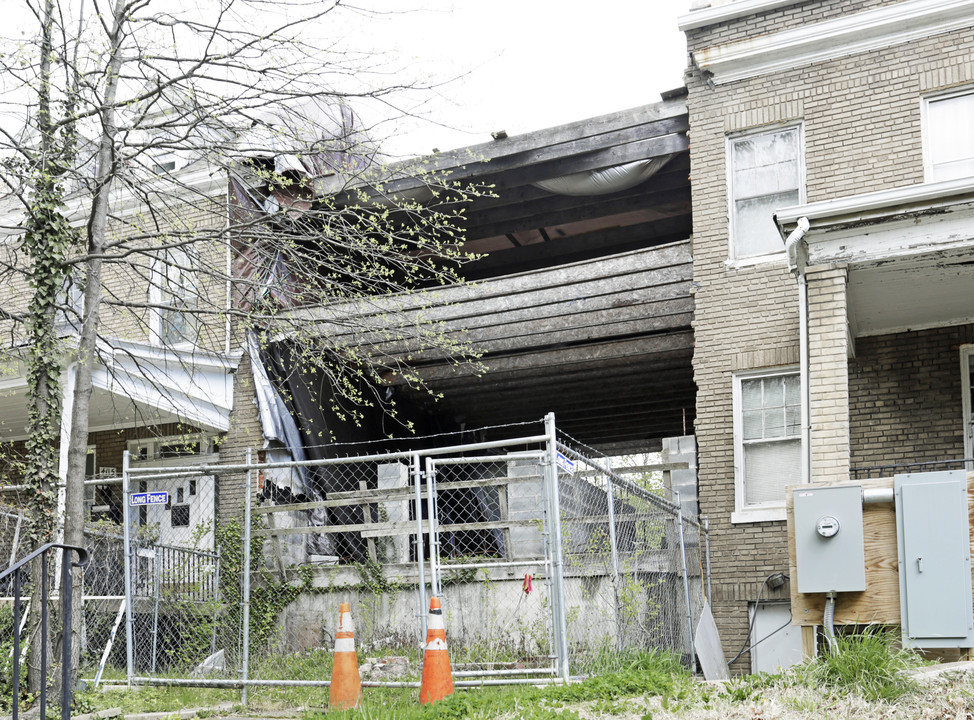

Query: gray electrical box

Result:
[794,485,866,594]
[895,471,974,648]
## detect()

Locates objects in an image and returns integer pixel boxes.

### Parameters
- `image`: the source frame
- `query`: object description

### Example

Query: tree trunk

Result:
[59,0,127,698]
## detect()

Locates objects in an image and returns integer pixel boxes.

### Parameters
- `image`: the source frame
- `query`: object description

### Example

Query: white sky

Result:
[0,1,691,160]
[343,1,691,157]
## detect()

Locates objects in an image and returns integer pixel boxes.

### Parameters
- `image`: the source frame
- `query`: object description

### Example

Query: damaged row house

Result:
[3,0,973,676]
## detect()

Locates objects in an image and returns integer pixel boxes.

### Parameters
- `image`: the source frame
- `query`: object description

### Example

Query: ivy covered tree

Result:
[0,0,482,699]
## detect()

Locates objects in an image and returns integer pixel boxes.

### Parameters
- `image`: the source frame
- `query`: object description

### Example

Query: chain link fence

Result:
[554,433,708,675]
[1,415,710,698]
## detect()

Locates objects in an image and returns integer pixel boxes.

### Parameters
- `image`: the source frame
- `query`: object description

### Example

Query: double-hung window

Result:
[151,248,198,346]
[924,89,974,182]
[728,126,803,260]
[733,369,802,521]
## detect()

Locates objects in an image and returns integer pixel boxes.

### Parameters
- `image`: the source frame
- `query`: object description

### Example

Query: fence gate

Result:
[424,450,560,681]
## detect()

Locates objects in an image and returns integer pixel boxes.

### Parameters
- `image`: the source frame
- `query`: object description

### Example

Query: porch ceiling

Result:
[0,383,185,442]
[848,249,974,338]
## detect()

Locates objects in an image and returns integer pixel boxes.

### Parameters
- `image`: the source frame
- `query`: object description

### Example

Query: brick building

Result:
[680,0,974,672]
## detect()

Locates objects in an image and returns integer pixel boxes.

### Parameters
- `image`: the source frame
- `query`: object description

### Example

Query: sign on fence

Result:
[128,491,168,506]
[556,452,575,475]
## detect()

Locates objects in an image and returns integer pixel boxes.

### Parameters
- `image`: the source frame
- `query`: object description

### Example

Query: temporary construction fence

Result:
[3,414,710,699]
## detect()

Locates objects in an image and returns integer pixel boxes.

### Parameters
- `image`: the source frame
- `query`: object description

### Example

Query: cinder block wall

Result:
[683,0,974,670]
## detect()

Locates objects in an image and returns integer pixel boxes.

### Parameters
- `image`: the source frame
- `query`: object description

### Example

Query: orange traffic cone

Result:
[329,602,362,710]
[419,596,454,704]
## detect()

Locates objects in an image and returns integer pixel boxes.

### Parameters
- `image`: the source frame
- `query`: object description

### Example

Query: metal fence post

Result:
[424,457,440,597]
[412,453,428,643]
[703,516,712,609]
[241,449,253,707]
[675,490,695,667]
[602,459,622,652]
[544,413,570,682]
[60,549,73,720]
[122,450,135,685]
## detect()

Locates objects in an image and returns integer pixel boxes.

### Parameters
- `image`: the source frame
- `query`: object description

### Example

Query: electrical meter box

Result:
[794,485,866,594]
[894,471,974,648]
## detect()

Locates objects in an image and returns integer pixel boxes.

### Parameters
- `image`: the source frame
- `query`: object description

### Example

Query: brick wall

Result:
[849,323,974,468]
[684,0,974,670]
[806,266,850,484]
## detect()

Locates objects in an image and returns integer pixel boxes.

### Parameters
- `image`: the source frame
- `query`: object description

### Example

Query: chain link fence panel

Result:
[52,416,712,695]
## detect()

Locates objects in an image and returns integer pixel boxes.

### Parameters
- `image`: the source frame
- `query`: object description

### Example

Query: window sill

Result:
[725,251,788,270]
[732,507,787,524]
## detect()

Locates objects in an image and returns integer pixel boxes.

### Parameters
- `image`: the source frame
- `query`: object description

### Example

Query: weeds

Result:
[799,628,921,702]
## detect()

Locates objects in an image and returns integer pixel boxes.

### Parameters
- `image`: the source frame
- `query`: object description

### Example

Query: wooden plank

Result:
[254,518,542,538]
[473,134,689,194]
[254,474,544,514]
[328,99,688,196]
[802,626,817,659]
[313,272,693,350]
[399,331,693,383]
[464,187,689,241]
[294,240,692,326]
[788,473,974,627]
[465,153,691,214]
[359,309,694,365]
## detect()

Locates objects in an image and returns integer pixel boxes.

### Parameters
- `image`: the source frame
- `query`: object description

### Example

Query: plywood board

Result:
[787,473,974,627]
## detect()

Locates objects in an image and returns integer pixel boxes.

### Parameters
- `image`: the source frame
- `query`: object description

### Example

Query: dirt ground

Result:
[542,663,974,720]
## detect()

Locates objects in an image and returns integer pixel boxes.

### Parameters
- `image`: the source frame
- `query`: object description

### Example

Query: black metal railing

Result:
[0,542,90,720]
[851,458,974,479]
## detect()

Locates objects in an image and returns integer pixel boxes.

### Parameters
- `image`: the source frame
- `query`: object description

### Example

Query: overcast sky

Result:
[344,2,691,157]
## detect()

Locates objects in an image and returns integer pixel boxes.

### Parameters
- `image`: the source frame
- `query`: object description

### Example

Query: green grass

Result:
[76,649,685,719]
[798,628,922,702]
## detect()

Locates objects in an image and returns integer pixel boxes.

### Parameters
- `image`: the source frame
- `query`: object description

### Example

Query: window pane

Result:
[763,408,785,438]
[784,374,800,403]
[928,94,974,181]
[743,409,764,440]
[786,405,801,435]
[734,190,799,257]
[742,379,763,410]
[745,439,801,505]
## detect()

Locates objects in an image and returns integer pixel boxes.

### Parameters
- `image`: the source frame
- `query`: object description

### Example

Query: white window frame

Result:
[149,247,198,348]
[127,433,218,467]
[732,367,804,524]
[962,344,974,466]
[726,123,805,266]
[922,86,974,183]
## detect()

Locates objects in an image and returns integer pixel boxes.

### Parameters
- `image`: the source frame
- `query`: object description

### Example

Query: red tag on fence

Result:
[522,574,533,595]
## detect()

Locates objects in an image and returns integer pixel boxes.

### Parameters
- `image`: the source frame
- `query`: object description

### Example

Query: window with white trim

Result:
[728,126,803,259]
[924,89,974,182]
[734,369,802,517]
[150,248,198,346]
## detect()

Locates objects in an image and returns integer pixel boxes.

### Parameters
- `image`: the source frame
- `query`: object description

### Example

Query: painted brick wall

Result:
[684,0,974,670]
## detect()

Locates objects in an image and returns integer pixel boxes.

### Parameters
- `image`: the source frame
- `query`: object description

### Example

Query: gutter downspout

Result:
[784,217,811,486]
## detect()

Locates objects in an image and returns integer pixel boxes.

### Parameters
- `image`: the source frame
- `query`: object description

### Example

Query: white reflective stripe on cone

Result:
[424,638,448,651]
[335,637,356,652]
[427,615,445,630]
[338,614,355,633]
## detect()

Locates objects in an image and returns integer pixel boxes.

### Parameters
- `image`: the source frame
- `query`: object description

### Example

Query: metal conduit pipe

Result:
[862,488,895,504]
[823,592,839,653]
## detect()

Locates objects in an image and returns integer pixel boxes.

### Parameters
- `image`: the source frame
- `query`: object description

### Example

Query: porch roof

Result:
[0,337,241,442]
[775,178,974,338]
